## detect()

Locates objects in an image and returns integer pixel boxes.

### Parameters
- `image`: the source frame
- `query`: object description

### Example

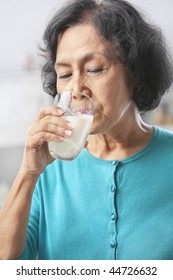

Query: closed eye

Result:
[87,67,104,74]
[58,73,72,80]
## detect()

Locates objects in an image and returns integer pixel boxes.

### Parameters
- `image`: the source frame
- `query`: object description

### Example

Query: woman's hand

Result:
[21,105,74,175]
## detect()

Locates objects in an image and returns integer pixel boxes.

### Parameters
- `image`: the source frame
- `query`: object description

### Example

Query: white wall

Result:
[0,0,65,72]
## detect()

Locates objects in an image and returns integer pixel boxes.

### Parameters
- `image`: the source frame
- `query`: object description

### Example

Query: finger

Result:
[27,118,73,139]
[26,131,65,150]
[35,106,64,121]
[41,115,75,130]
[35,106,75,132]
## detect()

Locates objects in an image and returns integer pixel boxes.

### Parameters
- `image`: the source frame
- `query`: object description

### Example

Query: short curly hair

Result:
[41,0,173,112]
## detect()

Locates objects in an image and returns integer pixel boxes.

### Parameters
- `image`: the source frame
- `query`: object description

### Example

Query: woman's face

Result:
[55,24,132,135]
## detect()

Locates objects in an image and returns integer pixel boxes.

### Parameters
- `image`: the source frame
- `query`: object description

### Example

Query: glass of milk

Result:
[48,90,94,161]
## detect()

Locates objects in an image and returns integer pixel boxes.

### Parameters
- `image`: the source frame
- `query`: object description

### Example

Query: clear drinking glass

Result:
[48,90,94,161]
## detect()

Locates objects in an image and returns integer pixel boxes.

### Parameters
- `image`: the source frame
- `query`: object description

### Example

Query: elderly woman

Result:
[0,0,173,260]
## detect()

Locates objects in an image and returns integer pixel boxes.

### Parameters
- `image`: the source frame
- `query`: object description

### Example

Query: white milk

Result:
[48,114,93,160]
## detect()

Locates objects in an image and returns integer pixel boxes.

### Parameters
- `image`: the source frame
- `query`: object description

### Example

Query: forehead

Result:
[56,24,112,62]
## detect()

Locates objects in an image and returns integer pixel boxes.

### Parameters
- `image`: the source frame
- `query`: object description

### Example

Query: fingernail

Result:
[56,108,64,115]
[67,122,75,129]
[65,130,72,136]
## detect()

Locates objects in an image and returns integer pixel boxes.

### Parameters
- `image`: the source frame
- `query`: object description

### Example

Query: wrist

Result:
[19,165,41,182]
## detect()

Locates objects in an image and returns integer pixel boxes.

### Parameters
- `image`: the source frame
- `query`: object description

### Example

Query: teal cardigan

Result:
[19,126,173,260]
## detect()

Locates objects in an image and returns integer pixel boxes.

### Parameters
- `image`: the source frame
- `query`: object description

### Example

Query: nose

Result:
[70,90,94,112]
[68,73,91,98]
[71,91,88,100]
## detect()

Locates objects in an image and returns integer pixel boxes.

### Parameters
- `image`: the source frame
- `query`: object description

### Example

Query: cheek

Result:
[91,72,117,99]
[56,78,60,91]
[56,81,67,93]
[93,80,116,107]
[90,78,116,112]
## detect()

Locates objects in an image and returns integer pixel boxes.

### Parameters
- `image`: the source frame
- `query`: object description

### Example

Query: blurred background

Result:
[0,0,173,206]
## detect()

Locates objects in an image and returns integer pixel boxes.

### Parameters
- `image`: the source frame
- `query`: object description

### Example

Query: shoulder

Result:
[155,125,173,142]
[153,126,173,155]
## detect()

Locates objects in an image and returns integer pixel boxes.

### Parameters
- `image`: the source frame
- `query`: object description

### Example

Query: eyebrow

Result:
[55,51,107,68]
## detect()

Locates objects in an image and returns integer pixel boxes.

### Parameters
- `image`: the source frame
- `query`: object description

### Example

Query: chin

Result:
[89,124,98,135]
[90,122,105,135]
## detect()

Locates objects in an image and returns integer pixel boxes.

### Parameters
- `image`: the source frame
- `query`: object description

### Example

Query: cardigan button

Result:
[111,213,116,221]
[110,241,116,249]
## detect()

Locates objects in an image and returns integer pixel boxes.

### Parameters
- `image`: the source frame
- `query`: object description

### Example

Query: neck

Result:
[87,107,153,160]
